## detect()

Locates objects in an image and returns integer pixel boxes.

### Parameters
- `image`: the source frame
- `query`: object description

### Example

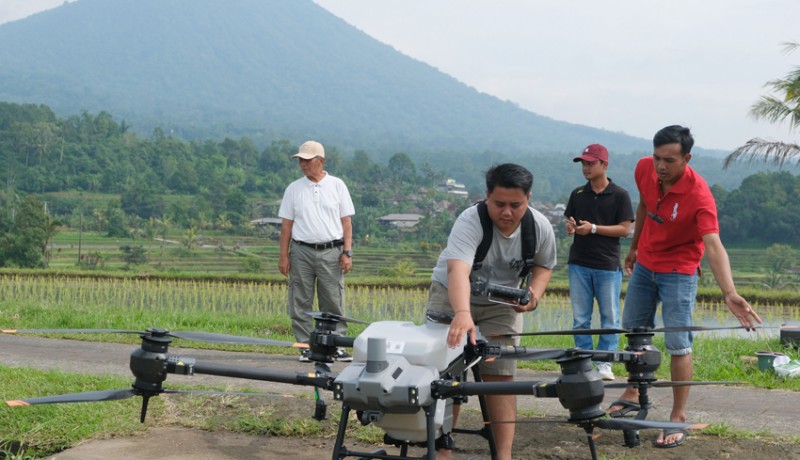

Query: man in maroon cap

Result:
[564,144,634,380]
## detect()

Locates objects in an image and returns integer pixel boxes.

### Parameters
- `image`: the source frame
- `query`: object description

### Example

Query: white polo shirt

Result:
[278,172,355,244]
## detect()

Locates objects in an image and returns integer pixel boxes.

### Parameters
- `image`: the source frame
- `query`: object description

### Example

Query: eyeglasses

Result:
[647,211,663,224]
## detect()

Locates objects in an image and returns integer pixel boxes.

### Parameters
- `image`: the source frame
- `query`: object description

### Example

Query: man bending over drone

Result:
[426,163,557,460]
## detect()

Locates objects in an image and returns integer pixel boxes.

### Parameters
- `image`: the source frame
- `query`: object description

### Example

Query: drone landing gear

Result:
[451,365,498,460]
[333,402,442,460]
[620,330,660,448]
[578,424,600,460]
[331,367,498,460]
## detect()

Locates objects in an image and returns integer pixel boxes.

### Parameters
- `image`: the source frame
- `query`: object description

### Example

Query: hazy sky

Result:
[3,0,799,151]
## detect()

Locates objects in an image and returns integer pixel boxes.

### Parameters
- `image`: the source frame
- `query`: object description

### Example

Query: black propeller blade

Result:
[592,417,708,431]
[491,416,707,432]
[2,328,141,335]
[495,324,776,338]
[1,328,307,348]
[605,380,742,389]
[305,311,370,325]
[6,387,307,407]
[6,389,137,406]
[166,331,306,348]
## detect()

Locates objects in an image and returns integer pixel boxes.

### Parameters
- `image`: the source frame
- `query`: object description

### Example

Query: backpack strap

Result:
[518,208,536,277]
[472,201,537,277]
[472,201,494,272]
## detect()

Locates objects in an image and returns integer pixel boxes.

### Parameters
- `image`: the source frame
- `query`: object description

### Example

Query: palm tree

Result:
[724,42,800,169]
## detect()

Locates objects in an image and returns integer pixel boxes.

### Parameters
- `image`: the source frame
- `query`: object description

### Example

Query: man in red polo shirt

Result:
[607,125,761,449]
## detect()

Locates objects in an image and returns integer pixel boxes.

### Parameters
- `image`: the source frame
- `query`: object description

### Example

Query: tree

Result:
[119,244,147,266]
[725,42,800,169]
[120,180,163,219]
[388,152,417,184]
[0,195,49,268]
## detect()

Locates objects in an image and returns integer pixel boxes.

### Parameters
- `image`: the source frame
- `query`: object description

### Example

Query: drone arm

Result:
[580,349,643,363]
[166,356,335,390]
[331,335,355,348]
[432,379,549,399]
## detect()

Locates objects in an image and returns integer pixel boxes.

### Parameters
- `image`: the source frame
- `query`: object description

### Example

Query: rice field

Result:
[1,275,796,342]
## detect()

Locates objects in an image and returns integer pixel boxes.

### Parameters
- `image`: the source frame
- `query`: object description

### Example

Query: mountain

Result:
[0,0,669,162]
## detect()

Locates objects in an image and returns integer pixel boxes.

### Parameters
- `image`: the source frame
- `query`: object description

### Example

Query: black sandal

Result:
[606,400,641,418]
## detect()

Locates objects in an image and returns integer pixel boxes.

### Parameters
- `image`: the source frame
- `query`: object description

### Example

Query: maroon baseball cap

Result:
[573,144,609,163]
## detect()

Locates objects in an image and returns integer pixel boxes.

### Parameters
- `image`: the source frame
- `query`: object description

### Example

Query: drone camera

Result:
[359,410,384,424]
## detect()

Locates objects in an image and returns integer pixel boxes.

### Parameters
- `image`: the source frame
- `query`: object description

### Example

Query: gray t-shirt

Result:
[431,204,557,302]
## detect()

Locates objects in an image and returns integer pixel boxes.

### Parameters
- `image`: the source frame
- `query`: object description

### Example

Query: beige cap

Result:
[292,140,325,160]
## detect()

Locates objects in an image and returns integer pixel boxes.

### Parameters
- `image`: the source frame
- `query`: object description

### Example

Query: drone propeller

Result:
[484,345,644,364]
[493,415,706,432]
[591,418,708,432]
[1,328,307,348]
[494,324,776,338]
[5,387,306,407]
[6,388,138,406]
[305,311,370,325]
[605,380,742,389]
[2,328,141,334]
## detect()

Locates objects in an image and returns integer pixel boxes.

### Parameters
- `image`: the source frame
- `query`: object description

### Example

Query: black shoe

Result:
[298,348,311,363]
[335,349,353,362]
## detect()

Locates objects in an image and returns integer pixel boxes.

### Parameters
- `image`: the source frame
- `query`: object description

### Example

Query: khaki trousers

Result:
[287,241,347,343]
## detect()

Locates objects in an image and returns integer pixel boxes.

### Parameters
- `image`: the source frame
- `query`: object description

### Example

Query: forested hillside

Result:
[1,102,798,251]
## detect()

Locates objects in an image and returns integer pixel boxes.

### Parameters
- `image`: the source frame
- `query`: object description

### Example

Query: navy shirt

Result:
[564,179,634,271]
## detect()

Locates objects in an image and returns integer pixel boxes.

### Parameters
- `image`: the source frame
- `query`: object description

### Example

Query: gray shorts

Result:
[426,281,522,376]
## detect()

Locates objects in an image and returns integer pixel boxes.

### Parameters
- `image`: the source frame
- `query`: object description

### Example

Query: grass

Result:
[0,365,372,459]
[1,275,799,458]
[0,367,150,457]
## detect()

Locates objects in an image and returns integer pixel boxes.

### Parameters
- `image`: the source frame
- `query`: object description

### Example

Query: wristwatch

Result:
[590,224,597,234]
[341,250,352,258]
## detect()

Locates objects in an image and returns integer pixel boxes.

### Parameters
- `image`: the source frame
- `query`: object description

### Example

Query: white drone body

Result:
[333,320,467,442]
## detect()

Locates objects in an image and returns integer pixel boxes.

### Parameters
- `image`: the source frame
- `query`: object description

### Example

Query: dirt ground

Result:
[1,335,798,460]
[42,396,800,460]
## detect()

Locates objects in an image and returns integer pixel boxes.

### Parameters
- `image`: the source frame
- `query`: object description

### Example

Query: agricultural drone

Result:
[6,313,766,460]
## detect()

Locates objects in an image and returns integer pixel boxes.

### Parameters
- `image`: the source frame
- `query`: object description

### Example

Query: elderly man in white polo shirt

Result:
[278,140,356,362]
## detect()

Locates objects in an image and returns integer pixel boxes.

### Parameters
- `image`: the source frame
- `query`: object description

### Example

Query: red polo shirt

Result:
[634,156,719,275]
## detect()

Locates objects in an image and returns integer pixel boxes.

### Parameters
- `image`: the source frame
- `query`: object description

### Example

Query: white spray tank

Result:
[333,320,465,442]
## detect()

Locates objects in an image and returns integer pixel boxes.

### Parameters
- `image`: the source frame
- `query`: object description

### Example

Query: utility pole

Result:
[78,210,82,264]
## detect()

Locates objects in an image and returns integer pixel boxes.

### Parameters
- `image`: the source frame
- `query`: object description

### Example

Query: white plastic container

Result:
[351,320,464,371]
[340,320,465,442]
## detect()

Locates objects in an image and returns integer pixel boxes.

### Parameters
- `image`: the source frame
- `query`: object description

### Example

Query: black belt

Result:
[293,239,344,250]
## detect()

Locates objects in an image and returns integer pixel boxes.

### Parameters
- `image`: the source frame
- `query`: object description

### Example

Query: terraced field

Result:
[44,231,798,290]
[47,232,441,278]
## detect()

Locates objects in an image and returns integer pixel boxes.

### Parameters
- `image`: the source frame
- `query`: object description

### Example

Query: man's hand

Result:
[339,253,352,274]
[565,217,577,236]
[447,311,476,348]
[278,255,290,276]
[624,249,637,275]
[725,292,762,331]
[512,294,538,313]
